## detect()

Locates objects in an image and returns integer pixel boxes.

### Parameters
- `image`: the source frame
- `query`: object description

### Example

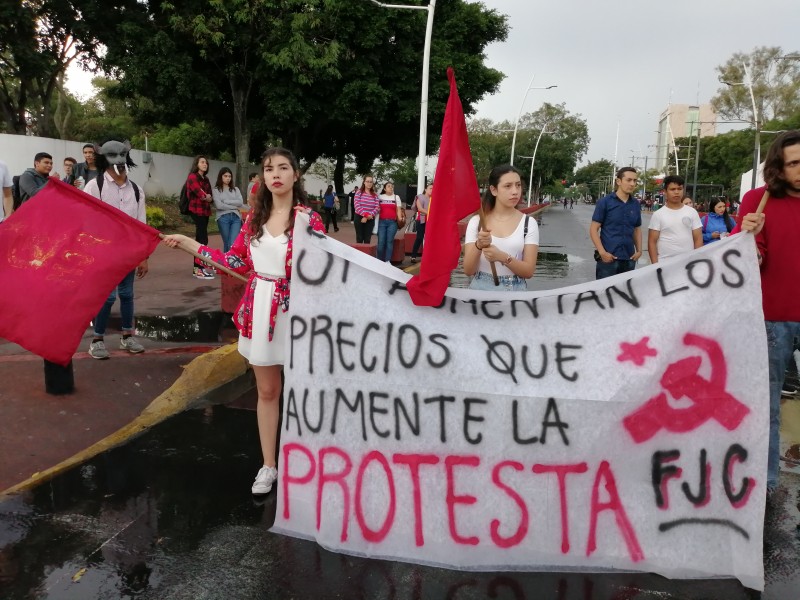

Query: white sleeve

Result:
[464,215,480,243]
[82,178,100,199]
[138,190,147,224]
[395,194,402,206]
[649,211,662,231]
[689,208,702,229]
[524,217,539,245]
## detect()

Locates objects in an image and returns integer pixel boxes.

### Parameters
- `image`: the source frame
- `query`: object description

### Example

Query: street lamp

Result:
[720,60,760,189]
[509,73,556,166]
[517,124,548,206]
[369,0,436,196]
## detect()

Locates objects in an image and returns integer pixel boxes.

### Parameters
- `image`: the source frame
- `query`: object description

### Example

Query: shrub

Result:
[146,206,166,229]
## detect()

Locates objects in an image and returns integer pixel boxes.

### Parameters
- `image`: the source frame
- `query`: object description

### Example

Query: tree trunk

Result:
[334,151,345,195]
[230,77,252,193]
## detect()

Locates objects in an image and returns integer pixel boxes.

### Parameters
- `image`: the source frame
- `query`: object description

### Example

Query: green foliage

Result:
[0,0,140,136]
[145,205,166,229]
[468,104,590,198]
[145,121,221,156]
[711,46,800,125]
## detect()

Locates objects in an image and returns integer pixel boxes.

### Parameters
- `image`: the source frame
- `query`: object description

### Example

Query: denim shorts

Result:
[469,270,528,291]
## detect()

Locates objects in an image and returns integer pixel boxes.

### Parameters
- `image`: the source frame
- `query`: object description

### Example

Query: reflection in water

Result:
[0,407,766,600]
[451,251,584,288]
[104,312,236,343]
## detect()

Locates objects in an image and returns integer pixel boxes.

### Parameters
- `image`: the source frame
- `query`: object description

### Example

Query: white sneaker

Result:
[252,465,277,495]
[120,336,145,353]
[88,340,110,360]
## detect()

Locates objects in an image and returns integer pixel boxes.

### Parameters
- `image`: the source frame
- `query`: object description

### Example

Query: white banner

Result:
[273,218,768,591]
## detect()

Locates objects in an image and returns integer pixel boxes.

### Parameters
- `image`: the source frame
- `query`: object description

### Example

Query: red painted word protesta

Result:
[281,443,645,563]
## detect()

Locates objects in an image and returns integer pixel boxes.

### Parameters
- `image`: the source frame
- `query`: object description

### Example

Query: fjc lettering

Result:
[281,443,644,563]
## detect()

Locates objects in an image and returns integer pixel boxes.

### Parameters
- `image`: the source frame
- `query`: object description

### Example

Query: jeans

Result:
[764,321,800,490]
[377,219,398,262]
[94,270,136,336]
[412,222,426,258]
[595,259,636,280]
[190,213,210,269]
[217,212,242,252]
[469,271,527,291]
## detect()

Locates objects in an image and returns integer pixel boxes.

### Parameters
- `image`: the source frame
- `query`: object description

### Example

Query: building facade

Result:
[655,104,717,171]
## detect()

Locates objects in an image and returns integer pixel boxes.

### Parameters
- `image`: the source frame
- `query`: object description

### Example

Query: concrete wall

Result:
[0,133,331,198]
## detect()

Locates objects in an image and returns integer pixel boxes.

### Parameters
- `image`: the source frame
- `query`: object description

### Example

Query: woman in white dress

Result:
[163,147,326,495]
[463,164,539,291]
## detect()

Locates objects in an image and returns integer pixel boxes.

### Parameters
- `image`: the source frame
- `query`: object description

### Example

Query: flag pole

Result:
[477,204,500,286]
[158,233,249,283]
[754,189,769,216]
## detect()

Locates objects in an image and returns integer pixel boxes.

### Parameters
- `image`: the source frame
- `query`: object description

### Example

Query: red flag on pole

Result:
[0,178,160,365]
[406,67,480,306]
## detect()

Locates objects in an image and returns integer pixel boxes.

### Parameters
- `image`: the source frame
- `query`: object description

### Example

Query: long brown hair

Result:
[249,147,307,241]
[482,164,521,213]
[189,155,209,176]
[359,174,377,195]
[763,130,800,197]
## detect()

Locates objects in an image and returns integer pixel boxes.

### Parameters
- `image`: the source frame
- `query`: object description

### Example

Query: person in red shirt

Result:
[185,155,215,279]
[736,130,800,496]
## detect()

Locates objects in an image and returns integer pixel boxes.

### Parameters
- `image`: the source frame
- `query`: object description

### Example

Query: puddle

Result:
[103,313,236,343]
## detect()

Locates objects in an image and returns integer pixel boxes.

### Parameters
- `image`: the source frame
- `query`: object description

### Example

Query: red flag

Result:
[407,68,480,306]
[0,178,160,365]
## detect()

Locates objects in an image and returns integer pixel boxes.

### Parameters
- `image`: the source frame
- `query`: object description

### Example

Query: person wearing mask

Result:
[185,155,215,279]
[212,167,246,252]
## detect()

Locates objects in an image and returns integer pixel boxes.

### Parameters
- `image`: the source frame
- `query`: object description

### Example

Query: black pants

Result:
[354,216,373,244]
[324,207,338,231]
[191,213,209,269]
[412,222,426,258]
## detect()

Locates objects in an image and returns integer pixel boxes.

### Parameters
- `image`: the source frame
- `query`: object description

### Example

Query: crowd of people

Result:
[2,130,798,501]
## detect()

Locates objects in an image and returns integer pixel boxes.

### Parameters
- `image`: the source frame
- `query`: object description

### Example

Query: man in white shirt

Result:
[647,175,702,263]
[82,140,148,359]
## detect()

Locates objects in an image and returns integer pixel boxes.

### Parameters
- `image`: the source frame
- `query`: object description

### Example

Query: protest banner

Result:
[273,217,768,591]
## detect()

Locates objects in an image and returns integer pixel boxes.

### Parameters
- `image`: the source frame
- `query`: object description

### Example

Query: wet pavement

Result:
[2,205,799,599]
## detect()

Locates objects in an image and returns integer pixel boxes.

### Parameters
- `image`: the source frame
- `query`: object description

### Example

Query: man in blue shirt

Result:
[589,167,642,279]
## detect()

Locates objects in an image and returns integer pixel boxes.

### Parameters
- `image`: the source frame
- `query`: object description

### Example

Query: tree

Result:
[513,103,590,199]
[711,46,800,125]
[0,0,138,136]
[100,0,507,193]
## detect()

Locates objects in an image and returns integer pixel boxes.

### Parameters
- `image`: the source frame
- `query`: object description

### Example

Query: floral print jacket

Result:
[198,208,326,340]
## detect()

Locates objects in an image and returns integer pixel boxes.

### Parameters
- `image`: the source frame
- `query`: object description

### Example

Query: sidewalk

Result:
[0,215,413,494]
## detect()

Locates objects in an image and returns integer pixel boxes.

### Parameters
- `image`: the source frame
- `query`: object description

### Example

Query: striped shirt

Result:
[354,190,379,217]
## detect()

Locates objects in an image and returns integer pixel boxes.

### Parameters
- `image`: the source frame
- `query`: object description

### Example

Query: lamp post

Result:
[509,73,556,166]
[518,124,548,206]
[721,60,760,189]
[369,0,436,196]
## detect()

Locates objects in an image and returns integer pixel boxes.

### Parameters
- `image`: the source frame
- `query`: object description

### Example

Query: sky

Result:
[469,0,798,166]
[65,0,798,171]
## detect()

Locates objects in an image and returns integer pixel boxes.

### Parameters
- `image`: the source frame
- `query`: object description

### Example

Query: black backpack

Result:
[12,175,22,210]
[96,174,140,202]
[178,183,190,215]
